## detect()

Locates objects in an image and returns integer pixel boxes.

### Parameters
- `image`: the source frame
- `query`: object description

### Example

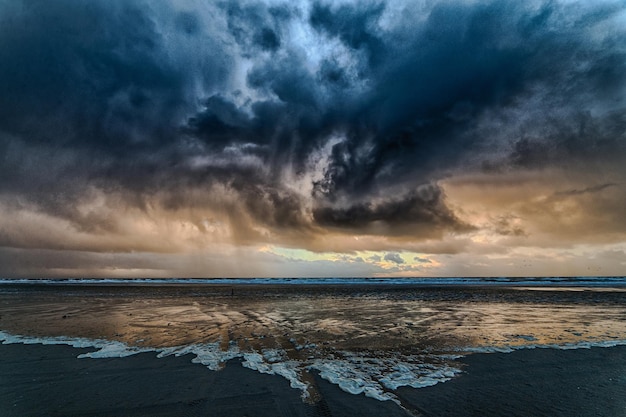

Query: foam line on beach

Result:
[0,330,243,371]
[4,329,626,404]
[241,350,310,397]
[460,338,626,354]
[0,331,314,399]
[0,330,151,357]
[155,342,241,371]
[0,330,460,402]
[309,352,461,403]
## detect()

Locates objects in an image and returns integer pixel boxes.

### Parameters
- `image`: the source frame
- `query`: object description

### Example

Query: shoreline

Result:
[1,342,625,416]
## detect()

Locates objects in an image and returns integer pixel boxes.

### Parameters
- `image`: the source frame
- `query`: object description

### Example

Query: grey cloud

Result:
[492,215,527,237]
[384,252,404,264]
[554,183,618,197]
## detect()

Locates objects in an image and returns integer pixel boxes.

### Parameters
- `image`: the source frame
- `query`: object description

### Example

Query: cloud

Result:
[554,183,618,197]
[0,0,625,276]
[0,0,228,151]
[384,252,404,264]
[442,170,626,251]
[491,215,527,237]
[313,184,473,237]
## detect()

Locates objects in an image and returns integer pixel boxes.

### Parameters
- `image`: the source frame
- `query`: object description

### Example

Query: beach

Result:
[398,345,626,416]
[0,342,406,417]
[1,280,626,416]
[2,342,625,417]
[1,0,625,412]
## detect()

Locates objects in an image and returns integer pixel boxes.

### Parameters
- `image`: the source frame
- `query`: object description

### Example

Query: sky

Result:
[0,0,625,278]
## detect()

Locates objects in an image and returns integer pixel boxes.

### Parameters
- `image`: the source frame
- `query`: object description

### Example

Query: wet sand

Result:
[3,283,626,354]
[399,346,626,417]
[1,342,625,417]
[0,342,406,417]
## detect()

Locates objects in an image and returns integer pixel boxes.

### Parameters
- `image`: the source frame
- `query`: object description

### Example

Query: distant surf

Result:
[1,276,626,287]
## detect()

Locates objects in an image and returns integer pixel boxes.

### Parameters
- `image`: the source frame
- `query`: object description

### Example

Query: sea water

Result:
[1,277,626,403]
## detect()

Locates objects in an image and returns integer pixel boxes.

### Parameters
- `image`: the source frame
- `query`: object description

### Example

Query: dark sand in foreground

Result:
[1,343,625,417]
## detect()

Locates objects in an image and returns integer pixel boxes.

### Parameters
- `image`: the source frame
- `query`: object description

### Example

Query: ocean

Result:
[1,277,626,404]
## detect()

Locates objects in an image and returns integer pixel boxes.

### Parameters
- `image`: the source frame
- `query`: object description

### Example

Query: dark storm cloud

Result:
[497,111,626,172]
[223,2,291,53]
[187,0,625,197]
[309,1,386,66]
[310,0,625,198]
[313,184,472,236]
[1,0,625,247]
[0,0,221,152]
[0,0,232,231]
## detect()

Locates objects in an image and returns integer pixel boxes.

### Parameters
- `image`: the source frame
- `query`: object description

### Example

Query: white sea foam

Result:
[310,359,396,402]
[242,349,310,397]
[3,329,626,404]
[309,352,462,402]
[379,362,459,390]
[459,338,626,354]
[0,331,239,370]
[156,342,240,371]
[0,330,150,357]
[0,330,458,402]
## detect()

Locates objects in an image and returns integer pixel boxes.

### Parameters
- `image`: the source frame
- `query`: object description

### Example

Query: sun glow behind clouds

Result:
[266,246,439,276]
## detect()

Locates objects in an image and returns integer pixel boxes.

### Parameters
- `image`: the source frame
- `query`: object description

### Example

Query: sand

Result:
[398,346,626,417]
[0,343,405,417]
[2,343,626,417]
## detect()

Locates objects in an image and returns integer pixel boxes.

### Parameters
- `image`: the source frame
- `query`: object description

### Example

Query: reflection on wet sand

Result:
[1,284,626,402]
[3,285,625,350]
